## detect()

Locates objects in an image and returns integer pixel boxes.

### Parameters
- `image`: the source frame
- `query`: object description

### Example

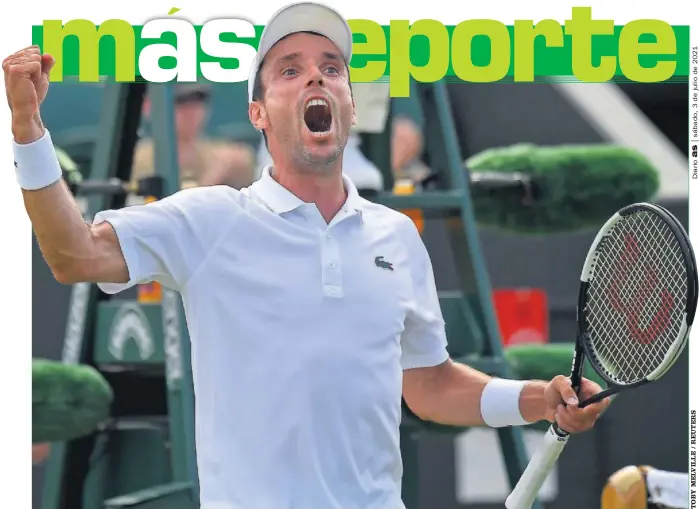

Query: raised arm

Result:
[22,178,129,285]
[4,45,129,285]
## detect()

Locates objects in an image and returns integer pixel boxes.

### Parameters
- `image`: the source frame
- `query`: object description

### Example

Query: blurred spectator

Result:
[132,84,256,190]
[254,82,428,192]
[391,115,429,183]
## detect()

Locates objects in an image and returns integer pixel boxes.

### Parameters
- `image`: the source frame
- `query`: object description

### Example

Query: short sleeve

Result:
[399,217,450,370]
[93,186,232,295]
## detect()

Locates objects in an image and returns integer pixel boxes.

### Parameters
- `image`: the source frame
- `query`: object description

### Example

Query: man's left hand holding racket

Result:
[541,375,611,433]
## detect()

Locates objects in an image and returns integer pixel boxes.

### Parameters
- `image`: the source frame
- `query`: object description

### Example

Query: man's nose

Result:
[306,66,324,87]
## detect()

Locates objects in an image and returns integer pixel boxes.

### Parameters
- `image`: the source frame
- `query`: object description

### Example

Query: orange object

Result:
[601,465,651,509]
[393,179,424,234]
[135,195,162,303]
[493,288,549,346]
[32,443,51,465]
[138,281,162,304]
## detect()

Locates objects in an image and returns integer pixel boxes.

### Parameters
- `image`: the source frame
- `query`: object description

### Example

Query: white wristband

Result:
[480,378,528,427]
[13,128,64,191]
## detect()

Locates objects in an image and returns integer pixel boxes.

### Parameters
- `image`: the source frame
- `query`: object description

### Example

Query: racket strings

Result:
[585,212,687,385]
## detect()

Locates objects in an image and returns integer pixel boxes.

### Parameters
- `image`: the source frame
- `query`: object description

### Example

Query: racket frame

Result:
[505,202,697,509]
[576,203,697,409]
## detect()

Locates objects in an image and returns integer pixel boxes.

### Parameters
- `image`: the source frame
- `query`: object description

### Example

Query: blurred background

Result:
[32,77,689,509]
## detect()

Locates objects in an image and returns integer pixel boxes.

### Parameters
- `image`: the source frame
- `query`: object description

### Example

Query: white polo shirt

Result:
[94,167,449,509]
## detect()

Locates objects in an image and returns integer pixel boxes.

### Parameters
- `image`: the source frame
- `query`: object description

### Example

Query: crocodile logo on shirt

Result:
[374,256,394,271]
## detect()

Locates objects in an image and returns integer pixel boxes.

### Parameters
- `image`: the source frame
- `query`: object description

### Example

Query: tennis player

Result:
[5,2,611,508]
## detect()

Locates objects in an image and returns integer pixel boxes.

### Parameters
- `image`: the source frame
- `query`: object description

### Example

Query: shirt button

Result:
[326,231,332,239]
[329,262,336,269]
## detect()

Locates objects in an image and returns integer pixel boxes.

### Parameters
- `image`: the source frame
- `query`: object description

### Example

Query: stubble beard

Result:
[290,118,349,174]
[291,142,343,174]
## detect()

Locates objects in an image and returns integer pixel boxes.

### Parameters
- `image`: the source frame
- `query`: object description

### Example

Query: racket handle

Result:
[505,424,570,509]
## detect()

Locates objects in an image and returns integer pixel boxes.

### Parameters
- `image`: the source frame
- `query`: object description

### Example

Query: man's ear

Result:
[248,101,269,131]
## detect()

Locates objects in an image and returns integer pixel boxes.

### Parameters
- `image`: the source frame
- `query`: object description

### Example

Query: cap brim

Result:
[248,2,353,103]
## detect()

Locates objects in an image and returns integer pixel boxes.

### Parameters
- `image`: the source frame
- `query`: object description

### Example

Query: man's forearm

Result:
[408,361,548,427]
[517,380,548,423]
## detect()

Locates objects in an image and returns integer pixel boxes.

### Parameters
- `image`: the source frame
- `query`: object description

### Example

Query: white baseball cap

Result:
[247,1,353,103]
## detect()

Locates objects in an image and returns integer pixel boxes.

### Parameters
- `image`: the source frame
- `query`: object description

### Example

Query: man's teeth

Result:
[305,98,329,110]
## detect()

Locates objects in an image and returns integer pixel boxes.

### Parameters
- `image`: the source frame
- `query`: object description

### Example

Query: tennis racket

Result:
[505,202,698,509]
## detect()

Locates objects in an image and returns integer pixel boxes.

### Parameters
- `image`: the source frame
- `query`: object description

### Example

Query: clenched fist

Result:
[3,45,56,143]
[543,374,610,433]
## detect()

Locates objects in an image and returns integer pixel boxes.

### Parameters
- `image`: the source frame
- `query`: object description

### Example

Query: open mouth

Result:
[304,98,332,134]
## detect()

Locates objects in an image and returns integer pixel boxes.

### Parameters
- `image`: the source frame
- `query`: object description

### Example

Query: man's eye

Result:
[326,66,339,74]
[282,68,297,76]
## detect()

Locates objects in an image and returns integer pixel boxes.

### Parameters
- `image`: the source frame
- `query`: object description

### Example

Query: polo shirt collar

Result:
[254,166,364,218]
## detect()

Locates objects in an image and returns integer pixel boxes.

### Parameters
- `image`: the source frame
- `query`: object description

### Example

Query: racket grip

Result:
[505,424,570,509]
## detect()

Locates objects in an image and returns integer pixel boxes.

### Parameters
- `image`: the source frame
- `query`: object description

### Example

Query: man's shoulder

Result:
[129,185,248,223]
[168,184,246,207]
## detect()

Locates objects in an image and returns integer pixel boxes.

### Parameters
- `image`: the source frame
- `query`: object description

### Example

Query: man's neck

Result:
[272,164,347,223]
